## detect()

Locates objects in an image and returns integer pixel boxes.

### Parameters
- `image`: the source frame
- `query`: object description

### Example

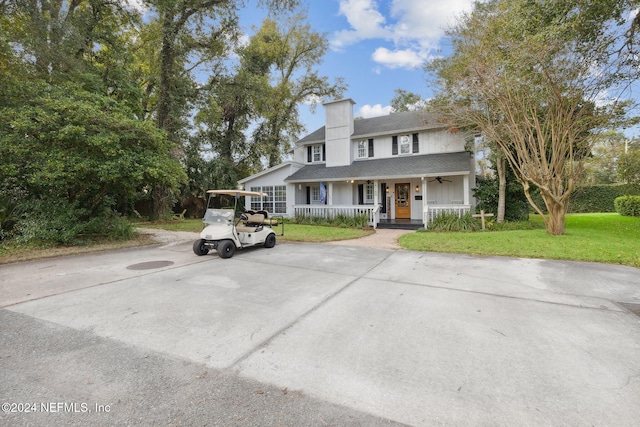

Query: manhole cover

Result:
[618,302,640,317]
[126,261,174,270]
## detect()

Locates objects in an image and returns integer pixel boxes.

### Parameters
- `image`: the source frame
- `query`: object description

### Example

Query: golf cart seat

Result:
[235,213,266,233]
[255,210,279,226]
[245,213,266,226]
[244,212,278,226]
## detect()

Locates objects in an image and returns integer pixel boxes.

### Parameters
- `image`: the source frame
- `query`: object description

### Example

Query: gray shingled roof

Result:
[284,151,472,182]
[297,111,445,145]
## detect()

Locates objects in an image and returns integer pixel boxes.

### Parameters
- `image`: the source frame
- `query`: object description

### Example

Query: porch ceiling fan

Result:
[429,176,452,184]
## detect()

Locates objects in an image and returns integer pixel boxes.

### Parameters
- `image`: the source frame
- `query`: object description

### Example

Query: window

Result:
[399,135,411,154]
[357,140,367,158]
[357,139,374,158]
[307,144,325,163]
[358,183,375,205]
[365,183,374,204]
[249,185,287,214]
[274,186,286,213]
[311,186,321,204]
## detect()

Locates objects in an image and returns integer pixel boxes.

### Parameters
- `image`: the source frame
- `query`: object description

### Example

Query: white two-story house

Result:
[238,98,475,228]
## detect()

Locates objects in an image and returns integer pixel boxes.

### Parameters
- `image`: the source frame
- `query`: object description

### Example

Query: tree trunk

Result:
[496,156,506,223]
[540,191,566,235]
[151,9,177,220]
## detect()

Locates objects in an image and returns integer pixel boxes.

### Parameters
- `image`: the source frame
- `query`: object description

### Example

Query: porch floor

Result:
[377,219,424,230]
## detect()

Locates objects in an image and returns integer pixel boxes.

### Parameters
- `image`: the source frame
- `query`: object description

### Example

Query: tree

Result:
[583,131,628,184]
[429,0,636,235]
[3,0,138,82]
[390,89,425,113]
[193,12,345,187]
[473,161,529,222]
[0,80,185,238]
[246,15,346,167]
[140,0,300,217]
[618,141,640,184]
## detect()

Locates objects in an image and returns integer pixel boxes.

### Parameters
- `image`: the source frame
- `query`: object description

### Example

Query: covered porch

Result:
[285,152,475,229]
[290,174,473,229]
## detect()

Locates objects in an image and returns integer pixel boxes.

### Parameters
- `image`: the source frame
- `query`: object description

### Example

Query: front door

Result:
[395,183,410,219]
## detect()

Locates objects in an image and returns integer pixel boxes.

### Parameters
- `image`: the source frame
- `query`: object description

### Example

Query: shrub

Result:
[614,195,640,217]
[428,212,480,232]
[474,174,529,221]
[0,196,21,240]
[16,201,94,245]
[14,200,134,245]
[104,214,135,240]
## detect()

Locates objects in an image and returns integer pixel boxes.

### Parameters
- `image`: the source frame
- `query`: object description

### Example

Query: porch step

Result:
[377,221,424,230]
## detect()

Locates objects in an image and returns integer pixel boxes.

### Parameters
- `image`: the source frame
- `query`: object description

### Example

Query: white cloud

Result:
[333,0,474,69]
[372,47,424,69]
[357,104,392,118]
[332,0,392,49]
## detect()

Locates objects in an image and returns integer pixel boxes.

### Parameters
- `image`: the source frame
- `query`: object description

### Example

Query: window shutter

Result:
[358,184,364,205]
[392,136,398,155]
[380,183,387,213]
[306,186,311,204]
[322,144,326,161]
[412,133,419,153]
[368,139,374,158]
[307,146,312,162]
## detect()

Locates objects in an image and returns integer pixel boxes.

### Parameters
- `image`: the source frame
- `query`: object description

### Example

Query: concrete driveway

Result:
[1,238,640,426]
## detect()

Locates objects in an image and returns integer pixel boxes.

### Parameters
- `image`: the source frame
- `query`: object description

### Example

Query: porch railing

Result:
[293,204,380,228]
[424,204,471,228]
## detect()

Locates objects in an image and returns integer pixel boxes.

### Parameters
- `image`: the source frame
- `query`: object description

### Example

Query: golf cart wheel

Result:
[193,239,209,256]
[264,233,276,248]
[217,240,236,258]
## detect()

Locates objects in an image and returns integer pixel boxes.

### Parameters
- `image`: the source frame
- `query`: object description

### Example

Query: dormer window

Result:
[357,139,374,159]
[392,133,420,155]
[307,144,326,163]
[399,135,411,154]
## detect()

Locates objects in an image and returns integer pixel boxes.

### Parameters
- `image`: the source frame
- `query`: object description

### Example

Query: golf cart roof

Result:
[206,189,267,197]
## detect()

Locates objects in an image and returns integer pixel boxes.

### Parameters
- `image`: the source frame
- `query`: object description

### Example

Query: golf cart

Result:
[192,190,284,259]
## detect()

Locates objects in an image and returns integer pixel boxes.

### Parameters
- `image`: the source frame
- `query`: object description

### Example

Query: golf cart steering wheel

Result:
[240,213,248,221]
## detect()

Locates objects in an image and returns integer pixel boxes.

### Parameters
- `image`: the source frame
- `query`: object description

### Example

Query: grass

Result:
[3,214,637,268]
[0,234,156,265]
[399,213,640,268]
[137,219,374,243]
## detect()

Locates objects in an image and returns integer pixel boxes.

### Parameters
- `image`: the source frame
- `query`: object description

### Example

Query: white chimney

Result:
[323,98,355,167]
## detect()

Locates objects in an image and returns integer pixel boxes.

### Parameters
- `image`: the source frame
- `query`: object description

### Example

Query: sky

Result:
[239,0,475,135]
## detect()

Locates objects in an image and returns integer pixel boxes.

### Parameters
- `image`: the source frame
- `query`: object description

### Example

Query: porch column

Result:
[421,177,427,205]
[463,174,470,205]
[328,182,333,205]
[373,179,379,207]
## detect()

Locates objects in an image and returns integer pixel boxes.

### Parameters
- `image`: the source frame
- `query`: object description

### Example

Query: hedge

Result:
[528,184,640,213]
[614,195,640,217]
[568,184,640,213]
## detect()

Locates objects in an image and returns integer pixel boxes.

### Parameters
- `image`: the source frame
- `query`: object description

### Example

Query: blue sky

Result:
[239,0,475,135]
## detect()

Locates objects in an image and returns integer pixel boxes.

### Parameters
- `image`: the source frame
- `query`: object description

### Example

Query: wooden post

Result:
[473,210,494,230]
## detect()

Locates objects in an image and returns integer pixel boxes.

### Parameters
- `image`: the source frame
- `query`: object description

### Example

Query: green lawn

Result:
[399,213,640,268]
[137,219,374,243]
[3,214,637,267]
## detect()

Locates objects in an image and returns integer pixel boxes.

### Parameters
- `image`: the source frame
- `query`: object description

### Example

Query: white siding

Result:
[349,129,467,161]
[422,128,466,154]
[425,176,466,205]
